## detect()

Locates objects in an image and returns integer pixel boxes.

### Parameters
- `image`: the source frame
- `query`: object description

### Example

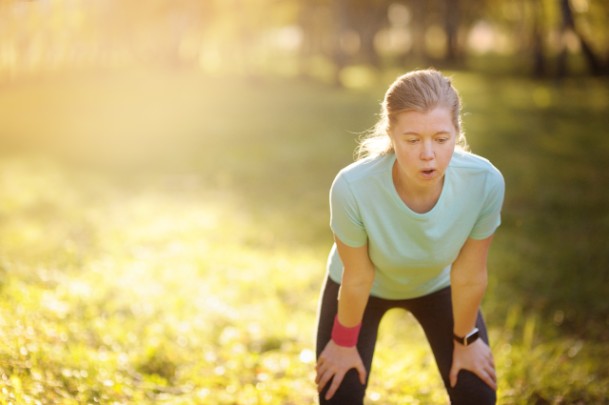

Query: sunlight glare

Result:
[375,27,412,55]
[571,0,589,13]
[388,3,411,27]
[267,26,302,51]
[66,280,93,299]
[467,21,496,54]
[339,65,377,89]
[299,349,315,364]
[41,292,69,319]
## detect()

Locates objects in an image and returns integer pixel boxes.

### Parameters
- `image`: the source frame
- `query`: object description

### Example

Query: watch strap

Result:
[453,327,480,346]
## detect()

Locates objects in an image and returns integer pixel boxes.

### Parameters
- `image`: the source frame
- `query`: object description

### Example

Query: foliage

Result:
[0,68,608,404]
[1,0,609,82]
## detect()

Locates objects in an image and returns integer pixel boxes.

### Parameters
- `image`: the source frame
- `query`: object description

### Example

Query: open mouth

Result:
[421,169,435,175]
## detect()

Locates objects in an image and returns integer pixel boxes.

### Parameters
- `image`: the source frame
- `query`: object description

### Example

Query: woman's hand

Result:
[449,339,497,390]
[315,340,367,400]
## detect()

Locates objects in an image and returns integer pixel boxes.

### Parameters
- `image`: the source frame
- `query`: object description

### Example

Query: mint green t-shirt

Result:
[327,149,505,299]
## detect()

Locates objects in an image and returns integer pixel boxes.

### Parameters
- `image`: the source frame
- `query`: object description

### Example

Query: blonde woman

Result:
[315,69,504,404]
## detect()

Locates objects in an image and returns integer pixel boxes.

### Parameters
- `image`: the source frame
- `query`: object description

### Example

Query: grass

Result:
[0,67,608,404]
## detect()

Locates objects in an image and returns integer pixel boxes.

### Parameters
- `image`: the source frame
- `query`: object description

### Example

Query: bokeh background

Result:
[0,0,608,404]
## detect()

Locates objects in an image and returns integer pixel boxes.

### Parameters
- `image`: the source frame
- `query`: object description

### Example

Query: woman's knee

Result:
[318,368,367,405]
[448,370,496,405]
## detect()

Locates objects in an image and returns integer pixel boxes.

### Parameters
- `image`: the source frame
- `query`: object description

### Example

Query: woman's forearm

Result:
[337,274,374,327]
[450,274,487,336]
[333,238,376,328]
[450,236,493,337]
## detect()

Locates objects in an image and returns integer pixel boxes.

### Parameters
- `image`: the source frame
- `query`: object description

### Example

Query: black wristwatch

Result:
[453,327,480,346]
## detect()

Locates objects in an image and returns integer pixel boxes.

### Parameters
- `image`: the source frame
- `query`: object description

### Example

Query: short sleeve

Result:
[329,173,367,247]
[469,168,505,240]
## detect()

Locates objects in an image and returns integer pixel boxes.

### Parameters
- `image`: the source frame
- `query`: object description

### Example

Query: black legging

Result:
[316,276,496,404]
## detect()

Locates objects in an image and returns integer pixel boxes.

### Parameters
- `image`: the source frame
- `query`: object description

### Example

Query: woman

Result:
[315,69,504,404]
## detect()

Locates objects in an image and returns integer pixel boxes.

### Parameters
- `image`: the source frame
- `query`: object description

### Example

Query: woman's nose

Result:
[420,141,434,160]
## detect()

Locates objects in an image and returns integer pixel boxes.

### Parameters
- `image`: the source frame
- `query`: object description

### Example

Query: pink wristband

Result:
[331,315,362,347]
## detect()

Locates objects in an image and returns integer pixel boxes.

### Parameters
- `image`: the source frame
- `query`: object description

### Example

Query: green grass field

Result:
[0,68,608,404]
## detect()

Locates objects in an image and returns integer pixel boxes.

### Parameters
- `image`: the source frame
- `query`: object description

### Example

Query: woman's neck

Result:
[392,164,444,214]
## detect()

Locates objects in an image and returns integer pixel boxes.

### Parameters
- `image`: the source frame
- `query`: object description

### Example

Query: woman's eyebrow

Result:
[400,130,452,136]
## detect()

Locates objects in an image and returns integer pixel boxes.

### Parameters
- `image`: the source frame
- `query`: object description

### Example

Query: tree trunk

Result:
[296,3,319,79]
[532,0,546,77]
[408,0,428,63]
[355,4,386,68]
[331,0,349,86]
[444,0,461,62]
[557,0,604,76]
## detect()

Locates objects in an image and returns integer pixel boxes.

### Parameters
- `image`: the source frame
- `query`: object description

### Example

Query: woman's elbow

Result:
[342,267,375,290]
[450,267,488,288]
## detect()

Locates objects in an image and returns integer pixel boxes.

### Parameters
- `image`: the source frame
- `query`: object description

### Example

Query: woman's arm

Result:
[315,235,375,400]
[449,235,497,390]
[451,236,493,336]
[335,237,376,327]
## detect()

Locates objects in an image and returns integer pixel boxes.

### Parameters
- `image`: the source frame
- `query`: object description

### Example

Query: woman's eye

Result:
[406,138,418,144]
[436,138,449,143]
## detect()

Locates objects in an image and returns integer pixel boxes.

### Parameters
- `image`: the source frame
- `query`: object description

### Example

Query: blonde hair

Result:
[356,69,468,159]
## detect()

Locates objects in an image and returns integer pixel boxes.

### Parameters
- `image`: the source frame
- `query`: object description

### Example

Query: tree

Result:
[557,0,605,76]
[444,0,461,62]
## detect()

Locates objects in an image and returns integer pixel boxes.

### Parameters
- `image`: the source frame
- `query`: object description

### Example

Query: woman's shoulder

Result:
[337,153,394,183]
[450,149,502,178]
[449,150,505,195]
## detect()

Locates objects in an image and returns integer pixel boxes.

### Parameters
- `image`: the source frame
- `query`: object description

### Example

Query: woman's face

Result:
[389,107,457,191]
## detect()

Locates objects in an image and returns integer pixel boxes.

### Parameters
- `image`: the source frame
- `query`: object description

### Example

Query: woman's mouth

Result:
[420,169,436,178]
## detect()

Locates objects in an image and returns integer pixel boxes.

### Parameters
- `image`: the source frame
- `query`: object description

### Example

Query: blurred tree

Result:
[330,0,349,84]
[532,0,547,77]
[326,0,389,84]
[408,0,428,61]
[444,0,461,62]
[345,0,389,67]
[557,0,604,76]
[1,0,608,80]
[296,1,331,77]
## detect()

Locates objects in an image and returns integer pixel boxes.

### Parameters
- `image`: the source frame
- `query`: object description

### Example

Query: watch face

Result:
[465,329,480,345]
[454,328,480,346]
